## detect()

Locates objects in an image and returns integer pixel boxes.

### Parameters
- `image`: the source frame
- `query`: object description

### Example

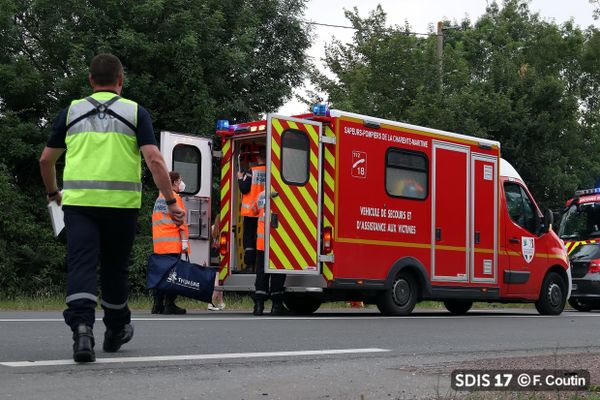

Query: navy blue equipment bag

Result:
[147,253,217,302]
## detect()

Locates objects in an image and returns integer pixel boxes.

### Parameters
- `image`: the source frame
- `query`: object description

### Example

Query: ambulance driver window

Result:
[504,182,538,233]
[386,149,428,200]
[173,144,201,195]
[281,129,309,185]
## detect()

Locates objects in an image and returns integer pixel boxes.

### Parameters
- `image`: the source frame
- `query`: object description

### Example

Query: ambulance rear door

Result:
[160,131,213,266]
[264,115,323,275]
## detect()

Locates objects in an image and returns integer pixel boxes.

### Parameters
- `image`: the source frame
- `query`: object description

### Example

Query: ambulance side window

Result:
[385,149,428,200]
[281,129,309,186]
[504,182,537,233]
[173,144,201,195]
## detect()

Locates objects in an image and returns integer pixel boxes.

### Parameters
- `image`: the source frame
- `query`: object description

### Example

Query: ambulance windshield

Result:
[558,202,600,240]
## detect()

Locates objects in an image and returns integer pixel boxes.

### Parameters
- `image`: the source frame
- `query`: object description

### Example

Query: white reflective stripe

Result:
[257,234,264,239]
[241,204,253,209]
[152,218,174,226]
[245,247,255,251]
[63,180,142,192]
[66,293,97,303]
[255,290,268,295]
[271,291,284,295]
[101,300,128,310]
[153,236,182,243]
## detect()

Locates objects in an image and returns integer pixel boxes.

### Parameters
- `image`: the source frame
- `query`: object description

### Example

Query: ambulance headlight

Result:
[216,120,230,131]
[312,103,329,116]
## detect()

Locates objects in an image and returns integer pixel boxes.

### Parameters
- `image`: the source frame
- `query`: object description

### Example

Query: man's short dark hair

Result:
[89,54,124,86]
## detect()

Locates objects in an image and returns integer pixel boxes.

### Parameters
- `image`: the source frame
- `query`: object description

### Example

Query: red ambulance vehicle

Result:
[161,106,571,315]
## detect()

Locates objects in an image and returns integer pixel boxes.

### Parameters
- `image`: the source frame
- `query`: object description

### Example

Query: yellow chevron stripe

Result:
[324,216,332,228]
[221,179,230,199]
[324,125,335,137]
[220,200,229,222]
[305,124,320,170]
[271,187,316,256]
[219,266,228,280]
[324,169,334,192]
[270,139,317,214]
[269,236,295,270]
[272,118,284,135]
[222,221,229,232]
[222,159,230,177]
[323,264,333,281]
[270,203,313,266]
[272,194,316,262]
[272,164,317,229]
[324,195,334,217]
[271,141,317,214]
[222,139,231,154]
[325,147,334,169]
[287,120,299,130]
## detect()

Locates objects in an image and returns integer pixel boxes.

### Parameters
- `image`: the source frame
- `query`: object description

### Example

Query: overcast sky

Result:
[279,0,598,114]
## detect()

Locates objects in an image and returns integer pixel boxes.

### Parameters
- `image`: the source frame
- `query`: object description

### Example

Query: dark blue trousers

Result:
[63,206,138,332]
[254,250,285,302]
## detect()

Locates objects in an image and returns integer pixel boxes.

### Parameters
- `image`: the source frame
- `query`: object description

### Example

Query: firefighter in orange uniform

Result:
[151,171,189,314]
[253,190,286,315]
[237,146,266,272]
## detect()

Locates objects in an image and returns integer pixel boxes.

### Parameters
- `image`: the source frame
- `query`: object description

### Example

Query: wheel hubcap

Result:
[548,283,562,308]
[392,279,410,306]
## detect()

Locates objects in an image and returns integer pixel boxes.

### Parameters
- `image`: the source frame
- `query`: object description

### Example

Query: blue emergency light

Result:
[312,103,329,116]
[216,120,230,131]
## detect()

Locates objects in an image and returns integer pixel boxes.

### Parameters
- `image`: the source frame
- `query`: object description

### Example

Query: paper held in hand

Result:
[47,200,65,237]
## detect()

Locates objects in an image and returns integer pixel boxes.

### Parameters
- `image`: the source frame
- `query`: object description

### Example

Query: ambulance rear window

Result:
[281,129,310,185]
[173,144,201,195]
[386,149,428,200]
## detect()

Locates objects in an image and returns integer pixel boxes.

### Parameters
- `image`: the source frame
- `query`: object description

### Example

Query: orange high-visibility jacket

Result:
[240,165,266,217]
[256,190,266,251]
[152,192,190,254]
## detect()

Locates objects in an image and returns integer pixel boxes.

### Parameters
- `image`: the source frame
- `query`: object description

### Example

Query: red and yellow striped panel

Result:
[322,124,335,282]
[565,239,599,254]
[219,139,232,281]
[268,118,319,272]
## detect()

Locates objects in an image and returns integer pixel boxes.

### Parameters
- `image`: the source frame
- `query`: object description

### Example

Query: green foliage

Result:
[313,0,600,210]
[0,0,310,296]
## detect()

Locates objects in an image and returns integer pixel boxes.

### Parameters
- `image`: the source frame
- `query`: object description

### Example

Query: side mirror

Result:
[541,209,554,234]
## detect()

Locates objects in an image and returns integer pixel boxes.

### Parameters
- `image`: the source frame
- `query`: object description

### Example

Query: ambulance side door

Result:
[503,180,547,295]
[160,131,213,266]
[264,115,323,275]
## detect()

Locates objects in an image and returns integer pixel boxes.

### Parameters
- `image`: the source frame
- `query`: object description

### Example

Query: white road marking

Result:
[0,348,390,368]
[0,312,597,323]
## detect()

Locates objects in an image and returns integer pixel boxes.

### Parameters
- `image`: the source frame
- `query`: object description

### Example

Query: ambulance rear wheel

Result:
[284,295,321,315]
[443,300,473,315]
[534,272,567,315]
[376,272,417,316]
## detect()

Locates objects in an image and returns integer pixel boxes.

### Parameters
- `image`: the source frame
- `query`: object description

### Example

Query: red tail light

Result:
[220,231,229,256]
[322,227,333,254]
[589,258,600,273]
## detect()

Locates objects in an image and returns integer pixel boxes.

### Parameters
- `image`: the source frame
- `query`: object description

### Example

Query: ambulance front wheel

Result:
[534,272,567,315]
[443,300,473,315]
[376,272,418,316]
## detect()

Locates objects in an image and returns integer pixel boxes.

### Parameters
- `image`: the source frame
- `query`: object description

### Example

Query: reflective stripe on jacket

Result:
[62,91,142,208]
[152,193,190,254]
[240,165,266,217]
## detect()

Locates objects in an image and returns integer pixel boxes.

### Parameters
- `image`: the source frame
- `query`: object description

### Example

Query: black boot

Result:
[151,292,164,314]
[253,299,264,316]
[73,324,95,363]
[163,295,186,315]
[271,300,288,316]
[103,323,134,353]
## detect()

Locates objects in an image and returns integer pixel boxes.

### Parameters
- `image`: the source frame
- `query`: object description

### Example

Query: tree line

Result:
[1,0,598,296]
